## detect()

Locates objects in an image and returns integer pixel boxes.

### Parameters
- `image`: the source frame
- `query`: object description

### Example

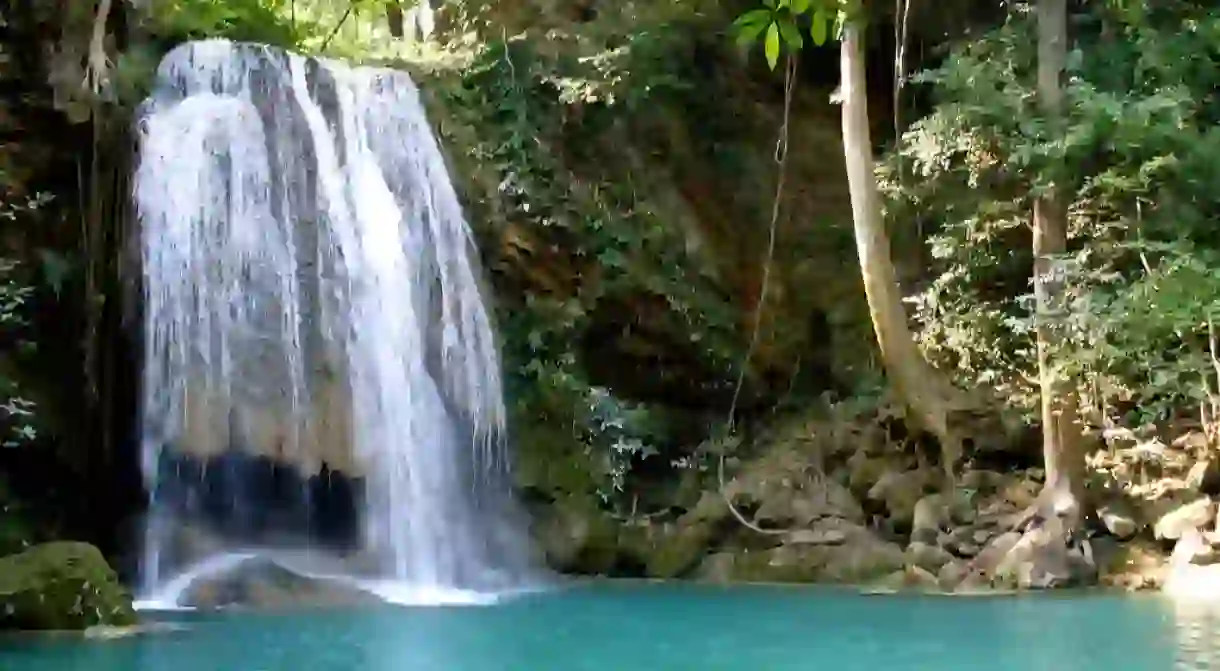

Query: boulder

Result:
[960,469,1006,492]
[1098,500,1140,540]
[941,527,987,558]
[907,540,954,572]
[910,494,945,544]
[695,520,905,584]
[846,453,900,495]
[1154,497,1215,541]
[817,527,907,583]
[753,477,864,527]
[532,499,620,574]
[644,520,718,579]
[998,474,1040,510]
[937,560,969,590]
[971,531,1023,575]
[993,517,1097,590]
[874,565,939,592]
[0,542,136,631]
[180,559,381,609]
[867,469,934,530]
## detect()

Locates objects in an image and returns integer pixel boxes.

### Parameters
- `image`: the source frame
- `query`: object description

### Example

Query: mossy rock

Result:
[0,542,137,631]
[532,498,621,575]
[643,520,719,579]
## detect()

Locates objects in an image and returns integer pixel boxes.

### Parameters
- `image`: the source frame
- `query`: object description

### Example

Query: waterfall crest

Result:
[133,39,534,606]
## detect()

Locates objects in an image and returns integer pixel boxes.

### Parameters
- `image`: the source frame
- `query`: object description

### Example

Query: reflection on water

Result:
[1174,601,1220,670]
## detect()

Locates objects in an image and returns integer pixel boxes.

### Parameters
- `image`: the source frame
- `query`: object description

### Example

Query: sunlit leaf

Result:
[764,22,781,69]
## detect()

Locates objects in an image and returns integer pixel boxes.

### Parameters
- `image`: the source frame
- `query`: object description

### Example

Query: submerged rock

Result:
[83,622,188,641]
[0,542,136,631]
[180,558,381,610]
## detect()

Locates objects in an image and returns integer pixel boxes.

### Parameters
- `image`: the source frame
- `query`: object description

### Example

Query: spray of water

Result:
[134,40,535,606]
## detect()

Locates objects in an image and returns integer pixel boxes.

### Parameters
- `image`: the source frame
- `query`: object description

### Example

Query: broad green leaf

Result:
[792,0,811,13]
[733,8,773,30]
[779,18,803,50]
[764,22,781,69]
[811,9,828,45]
[763,0,777,7]
[733,9,773,45]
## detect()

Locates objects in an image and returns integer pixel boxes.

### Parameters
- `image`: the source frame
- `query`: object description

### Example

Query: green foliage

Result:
[140,0,421,56]
[438,37,747,504]
[0,183,46,450]
[884,1,1220,426]
[143,0,312,46]
[732,0,852,68]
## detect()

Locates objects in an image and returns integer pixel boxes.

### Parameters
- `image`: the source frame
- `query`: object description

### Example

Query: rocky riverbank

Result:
[528,410,1220,595]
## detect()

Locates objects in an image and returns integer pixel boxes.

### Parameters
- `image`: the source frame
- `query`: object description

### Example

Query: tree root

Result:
[82,0,113,97]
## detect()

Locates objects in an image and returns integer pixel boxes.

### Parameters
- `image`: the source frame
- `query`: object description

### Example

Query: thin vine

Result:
[718,54,799,536]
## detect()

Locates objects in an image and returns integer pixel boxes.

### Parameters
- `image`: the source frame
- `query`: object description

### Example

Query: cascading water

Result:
[133,39,536,607]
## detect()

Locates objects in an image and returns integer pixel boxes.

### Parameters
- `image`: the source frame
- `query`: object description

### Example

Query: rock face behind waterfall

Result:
[134,40,534,597]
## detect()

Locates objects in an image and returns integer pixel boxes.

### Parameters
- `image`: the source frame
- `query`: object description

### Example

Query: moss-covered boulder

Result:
[0,542,137,631]
[532,498,622,574]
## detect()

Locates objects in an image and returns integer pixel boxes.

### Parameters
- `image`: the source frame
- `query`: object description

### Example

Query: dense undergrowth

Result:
[888,2,1220,437]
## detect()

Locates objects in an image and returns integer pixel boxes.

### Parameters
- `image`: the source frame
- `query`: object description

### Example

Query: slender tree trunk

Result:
[1033,0,1085,509]
[840,22,964,486]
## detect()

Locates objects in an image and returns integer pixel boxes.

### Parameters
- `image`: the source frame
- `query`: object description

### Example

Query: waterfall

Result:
[132,39,535,606]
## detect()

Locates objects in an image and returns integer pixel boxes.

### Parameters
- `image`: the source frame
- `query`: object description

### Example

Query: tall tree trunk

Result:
[840,22,964,486]
[1033,0,1085,511]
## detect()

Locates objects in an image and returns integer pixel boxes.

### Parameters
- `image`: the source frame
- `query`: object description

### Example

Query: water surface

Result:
[3,582,1217,670]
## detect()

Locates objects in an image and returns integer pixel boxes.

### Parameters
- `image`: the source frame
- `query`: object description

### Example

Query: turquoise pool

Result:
[2,581,1215,670]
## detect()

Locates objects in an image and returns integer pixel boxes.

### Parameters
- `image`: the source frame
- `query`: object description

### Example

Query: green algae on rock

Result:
[0,542,136,631]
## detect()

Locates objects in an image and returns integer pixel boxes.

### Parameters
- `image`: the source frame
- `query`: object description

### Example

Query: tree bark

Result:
[840,22,965,486]
[1033,0,1085,509]
[387,2,406,38]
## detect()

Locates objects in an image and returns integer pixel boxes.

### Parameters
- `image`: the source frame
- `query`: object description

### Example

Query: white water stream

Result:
[133,40,534,607]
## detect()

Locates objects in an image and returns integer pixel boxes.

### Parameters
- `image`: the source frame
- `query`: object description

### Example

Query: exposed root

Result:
[82,0,113,96]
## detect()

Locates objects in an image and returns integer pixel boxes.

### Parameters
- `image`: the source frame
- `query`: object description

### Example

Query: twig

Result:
[321,3,357,51]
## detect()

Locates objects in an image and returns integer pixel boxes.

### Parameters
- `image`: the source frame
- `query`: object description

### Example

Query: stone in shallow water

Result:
[83,622,188,641]
[180,558,381,610]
